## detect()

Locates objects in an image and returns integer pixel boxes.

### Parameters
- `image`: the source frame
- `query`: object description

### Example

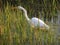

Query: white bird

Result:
[18,6,49,30]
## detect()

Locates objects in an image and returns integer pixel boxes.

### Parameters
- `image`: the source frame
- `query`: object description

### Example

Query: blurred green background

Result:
[0,0,60,45]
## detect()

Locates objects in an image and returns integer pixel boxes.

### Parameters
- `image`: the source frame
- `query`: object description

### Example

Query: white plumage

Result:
[31,17,45,27]
[18,6,49,30]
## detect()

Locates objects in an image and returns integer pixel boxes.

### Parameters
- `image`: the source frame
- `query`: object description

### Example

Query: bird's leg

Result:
[39,26,48,32]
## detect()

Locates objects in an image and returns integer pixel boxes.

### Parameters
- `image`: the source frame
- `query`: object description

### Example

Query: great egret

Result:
[18,6,49,30]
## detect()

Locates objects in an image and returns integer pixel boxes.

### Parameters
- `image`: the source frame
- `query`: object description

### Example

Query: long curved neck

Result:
[23,8,30,21]
[19,7,30,21]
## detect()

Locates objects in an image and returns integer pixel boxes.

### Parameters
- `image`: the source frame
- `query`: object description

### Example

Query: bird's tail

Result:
[44,24,50,30]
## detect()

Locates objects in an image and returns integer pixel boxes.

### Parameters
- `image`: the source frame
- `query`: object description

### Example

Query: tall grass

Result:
[0,4,58,45]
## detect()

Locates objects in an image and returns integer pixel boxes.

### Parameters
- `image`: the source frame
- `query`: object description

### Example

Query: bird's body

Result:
[31,17,49,29]
[18,6,49,30]
[31,17,45,27]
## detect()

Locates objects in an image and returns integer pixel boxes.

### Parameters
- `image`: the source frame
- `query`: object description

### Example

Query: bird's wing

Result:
[31,17,45,27]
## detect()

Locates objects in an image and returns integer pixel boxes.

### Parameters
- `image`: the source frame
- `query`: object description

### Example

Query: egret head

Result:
[18,6,26,11]
[18,6,30,22]
[18,6,23,9]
